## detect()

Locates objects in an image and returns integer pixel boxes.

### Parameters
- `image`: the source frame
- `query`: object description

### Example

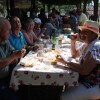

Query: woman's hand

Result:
[56,55,67,65]
[71,33,79,42]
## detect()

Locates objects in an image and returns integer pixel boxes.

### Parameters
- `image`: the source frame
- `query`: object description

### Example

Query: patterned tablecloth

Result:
[10,40,79,91]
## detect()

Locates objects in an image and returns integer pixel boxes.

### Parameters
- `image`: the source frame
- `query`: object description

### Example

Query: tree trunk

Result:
[47,4,51,12]
[10,0,15,17]
[43,3,45,10]
[83,0,87,14]
[31,0,36,10]
[6,0,9,17]
[93,0,99,21]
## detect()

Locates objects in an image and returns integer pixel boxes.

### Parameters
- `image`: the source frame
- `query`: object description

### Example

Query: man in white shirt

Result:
[78,10,88,26]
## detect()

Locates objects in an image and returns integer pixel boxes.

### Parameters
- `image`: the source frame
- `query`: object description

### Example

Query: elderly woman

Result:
[57,20,100,100]
[22,18,39,45]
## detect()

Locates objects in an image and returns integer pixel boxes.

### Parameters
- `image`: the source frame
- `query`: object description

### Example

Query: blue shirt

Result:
[44,22,56,36]
[68,16,77,28]
[9,32,27,50]
[33,28,41,36]
[68,16,79,33]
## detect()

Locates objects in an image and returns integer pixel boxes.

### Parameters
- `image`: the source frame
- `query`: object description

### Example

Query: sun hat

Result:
[34,18,41,24]
[80,20,100,36]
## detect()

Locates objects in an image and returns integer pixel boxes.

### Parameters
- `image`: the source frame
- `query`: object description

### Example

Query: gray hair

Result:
[22,18,34,31]
[0,17,8,34]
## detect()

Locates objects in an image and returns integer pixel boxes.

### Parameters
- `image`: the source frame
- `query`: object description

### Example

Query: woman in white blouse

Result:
[57,20,100,100]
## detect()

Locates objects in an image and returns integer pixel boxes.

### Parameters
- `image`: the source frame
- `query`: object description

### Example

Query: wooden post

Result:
[93,0,99,21]
[10,0,15,17]
[31,0,35,10]
[6,0,9,17]
[48,4,50,12]
[83,0,87,14]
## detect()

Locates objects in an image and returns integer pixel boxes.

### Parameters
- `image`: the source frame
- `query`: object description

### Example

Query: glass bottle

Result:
[51,29,56,45]
[51,29,57,50]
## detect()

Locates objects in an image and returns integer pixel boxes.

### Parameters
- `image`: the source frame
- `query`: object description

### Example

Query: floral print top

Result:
[78,39,100,88]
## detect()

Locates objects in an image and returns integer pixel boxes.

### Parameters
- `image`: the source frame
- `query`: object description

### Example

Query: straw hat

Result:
[80,20,100,36]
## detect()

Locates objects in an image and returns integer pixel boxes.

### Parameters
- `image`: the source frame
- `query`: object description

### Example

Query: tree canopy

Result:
[38,0,92,5]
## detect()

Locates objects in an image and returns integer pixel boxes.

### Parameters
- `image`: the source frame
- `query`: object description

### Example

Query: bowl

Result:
[63,28,72,34]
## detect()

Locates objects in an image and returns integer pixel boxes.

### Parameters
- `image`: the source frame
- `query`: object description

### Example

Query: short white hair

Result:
[34,18,41,24]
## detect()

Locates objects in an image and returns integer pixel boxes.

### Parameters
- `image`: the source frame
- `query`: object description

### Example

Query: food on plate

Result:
[20,58,34,67]
[38,57,43,62]
[45,49,52,53]
[37,50,44,57]
[55,49,61,55]
[51,61,57,65]
[63,28,72,34]
[45,57,57,65]
[58,35,64,40]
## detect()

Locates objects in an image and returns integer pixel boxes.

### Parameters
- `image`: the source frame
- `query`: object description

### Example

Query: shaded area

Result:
[17,85,63,100]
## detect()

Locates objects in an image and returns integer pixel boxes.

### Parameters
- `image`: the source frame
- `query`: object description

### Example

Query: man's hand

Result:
[21,49,26,56]
[10,59,18,64]
[11,50,24,59]
[33,45,39,50]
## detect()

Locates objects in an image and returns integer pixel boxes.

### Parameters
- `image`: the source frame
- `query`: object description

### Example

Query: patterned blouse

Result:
[78,39,100,88]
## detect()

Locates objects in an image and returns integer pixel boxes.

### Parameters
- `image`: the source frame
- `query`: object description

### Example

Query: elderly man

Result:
[9,16,27,50]
[9,16,39,52]
[0,17,24,100]
[57,20,100,100]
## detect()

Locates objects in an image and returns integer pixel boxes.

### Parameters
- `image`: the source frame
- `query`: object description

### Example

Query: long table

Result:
[10,37,79,100]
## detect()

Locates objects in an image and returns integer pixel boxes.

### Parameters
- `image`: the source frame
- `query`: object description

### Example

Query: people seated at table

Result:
[38,8,47,28]
[0,17,25,100]
[54,10,62,29]
[9,16,27,50]
[22,18,39,45]
[78,9,88,26]
[33,18,49,39]
[43,17,57,37]
[67,11,79,33]
[9,16,38,52]
[56,20,100,100]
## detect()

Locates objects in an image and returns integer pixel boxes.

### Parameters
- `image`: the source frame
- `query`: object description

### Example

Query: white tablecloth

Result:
[10,42,79,91]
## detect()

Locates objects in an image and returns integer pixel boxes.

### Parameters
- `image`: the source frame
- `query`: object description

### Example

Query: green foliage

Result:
[38,0,93,5]
[0,3,7,17]
[98,2,100,6]
[35,0,43,11]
